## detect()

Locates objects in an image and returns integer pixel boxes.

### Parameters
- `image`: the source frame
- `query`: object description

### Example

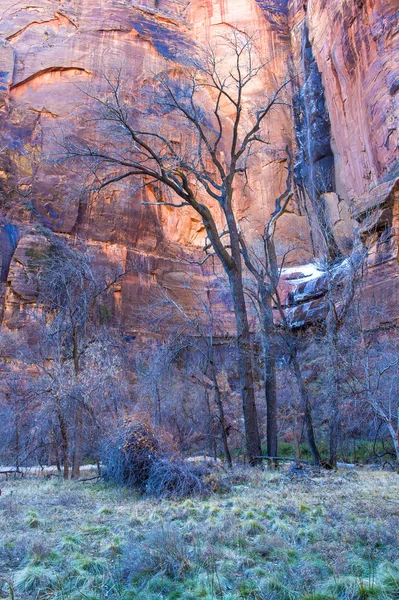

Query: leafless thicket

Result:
[0,237,132,477]
[134,280,236,467]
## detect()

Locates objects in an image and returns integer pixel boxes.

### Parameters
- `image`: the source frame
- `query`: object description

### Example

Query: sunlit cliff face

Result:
[0,0,398,331]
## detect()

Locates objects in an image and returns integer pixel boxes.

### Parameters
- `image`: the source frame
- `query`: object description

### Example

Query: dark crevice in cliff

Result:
[0,223,19,324]
[1,223,19,283]
[293,24,342,263]
[10,67,90,91]
[6,19,59,43]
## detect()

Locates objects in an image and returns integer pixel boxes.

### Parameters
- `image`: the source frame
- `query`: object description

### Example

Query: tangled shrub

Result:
[102,417,209,498]
[102,417,161,491]
[145,458,208,499]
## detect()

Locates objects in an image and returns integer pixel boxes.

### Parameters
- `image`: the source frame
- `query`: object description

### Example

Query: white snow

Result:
[281,263,325,283]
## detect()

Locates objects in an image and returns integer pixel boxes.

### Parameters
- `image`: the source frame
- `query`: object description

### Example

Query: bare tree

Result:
[31,328,128,478]
[240,154,322,465]
[64,31,291,464]
[23,235,126,478]
[0,366,38,470]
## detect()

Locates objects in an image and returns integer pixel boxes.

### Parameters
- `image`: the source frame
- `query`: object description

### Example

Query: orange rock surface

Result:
[0,0,398,331]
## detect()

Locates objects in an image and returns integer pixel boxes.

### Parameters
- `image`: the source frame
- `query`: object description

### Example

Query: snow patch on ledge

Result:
[280,263,326,283]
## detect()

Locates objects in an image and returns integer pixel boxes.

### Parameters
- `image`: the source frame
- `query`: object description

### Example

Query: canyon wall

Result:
[289,0,399,328]
[0,0,398,332]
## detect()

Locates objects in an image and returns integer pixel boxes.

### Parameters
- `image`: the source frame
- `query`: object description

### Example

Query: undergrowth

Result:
[1,468,399,599]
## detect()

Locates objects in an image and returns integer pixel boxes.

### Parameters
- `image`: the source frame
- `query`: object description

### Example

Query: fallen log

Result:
[0,468,24,480]
[254,456,309,463]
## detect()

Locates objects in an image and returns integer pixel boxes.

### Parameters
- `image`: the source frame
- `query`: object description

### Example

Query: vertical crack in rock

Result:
[1,223,19,283]
[293,24,341,262]
[0,222,19,324]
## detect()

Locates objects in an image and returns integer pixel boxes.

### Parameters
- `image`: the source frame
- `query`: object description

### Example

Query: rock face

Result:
[0,0,398,332]
[303,0,399,199]
[293,23,342,262]
[0,39,14,109]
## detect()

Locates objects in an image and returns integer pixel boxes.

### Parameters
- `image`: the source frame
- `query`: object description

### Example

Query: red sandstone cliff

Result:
[0,0,398,331]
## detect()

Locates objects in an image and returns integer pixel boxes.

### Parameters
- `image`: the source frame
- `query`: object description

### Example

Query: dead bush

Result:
[102,417,162,491]
[102,417,209,498]
[145,458,208,499]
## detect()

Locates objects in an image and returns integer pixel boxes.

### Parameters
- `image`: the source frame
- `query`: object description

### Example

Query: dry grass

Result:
[1,467,399,599]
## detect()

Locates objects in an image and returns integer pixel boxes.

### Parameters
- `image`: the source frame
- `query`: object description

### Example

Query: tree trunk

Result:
[328,404,341,468]
[71,328,82,479]
[154,383,162,427]
[72,324,80,376]
[386,423,399,469]
[326,313,342,469]
[15,414,20,471]
[58,412,69,480]
[293,407,301,465]
[209,363,233,468]
[260,290,278,463]
[48,430,55,467]
[204,390,215,458]
[327,346,341,469]
[71,407,82,479]
[291,348,321,465]
[228,267,262,465]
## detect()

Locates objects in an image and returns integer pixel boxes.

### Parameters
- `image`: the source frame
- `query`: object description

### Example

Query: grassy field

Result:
[1,467,399,599]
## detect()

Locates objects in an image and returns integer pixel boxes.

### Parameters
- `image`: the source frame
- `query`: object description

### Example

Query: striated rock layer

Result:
[0,0,398,332]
